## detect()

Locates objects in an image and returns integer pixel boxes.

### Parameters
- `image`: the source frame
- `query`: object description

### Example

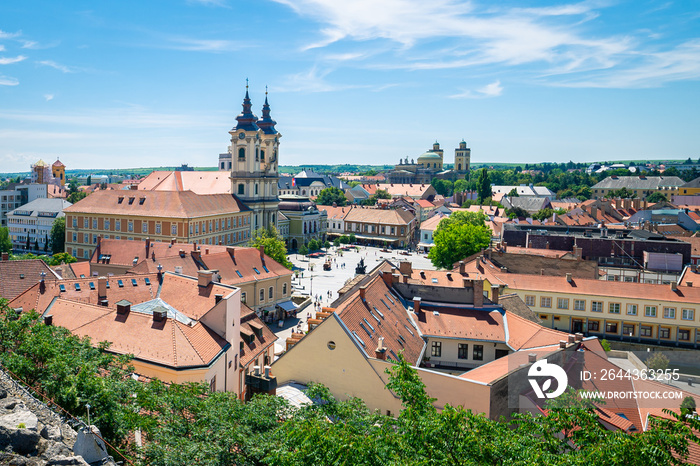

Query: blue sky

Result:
[1,0,699,172]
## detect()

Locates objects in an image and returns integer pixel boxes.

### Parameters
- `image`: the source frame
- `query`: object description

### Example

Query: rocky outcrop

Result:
[0,370,117,466]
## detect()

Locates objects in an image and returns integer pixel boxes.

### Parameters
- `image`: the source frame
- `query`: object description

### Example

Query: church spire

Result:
[257,85,278,135]
[234,79,259,132]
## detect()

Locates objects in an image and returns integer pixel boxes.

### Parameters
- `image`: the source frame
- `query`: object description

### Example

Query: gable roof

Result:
[343,207,414,225]
[0,259,58,301]
[137,171,231,194]
[239,304,278,368]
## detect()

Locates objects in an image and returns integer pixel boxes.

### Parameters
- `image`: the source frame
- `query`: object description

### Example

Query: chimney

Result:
[205,248,209,255]
[151,250,155,262]
[359,285,367,301]
[198,270,214,287]
[459,261,466,274]
[473,280,484,308]
[264,366,271,378]
[573,246,582,259]
[490,285,499,304]
[215,294,223,304]
[413,297,422,314]
[402,274,408,284]
[381,271,393,288]
[171,238,176,245]
[193,241,197,251]
[43,314,53,326]
[502,241,507,252]
[254,365,260,376]
[375,337,387,360]
[671,282,678,291]
[500,267,507,273]
[259,245,265,260]
[97,276,107,299]
[528,353,537,363]
[540,268,545,276]
[392,273,400,284]
[566,273,572,283]
[153,309,167,322]
[399,261,412,276]
[575,333,583,342]
[559,340,567,349]
[568,334,575,344]
[1,252,8,261]
[145,237,151,257]
[116,300,131,315]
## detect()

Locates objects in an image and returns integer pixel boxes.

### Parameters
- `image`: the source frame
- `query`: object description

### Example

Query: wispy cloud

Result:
[44,94,54,101]
[451,80,503,98]
[0,55,27,65]
[0,74,18,86]
[0,46,4,52]
[274,66,374,93]
[157,36,245,52]
[0,29,21,39]
[273,0,700,89]
[37,60,75,73]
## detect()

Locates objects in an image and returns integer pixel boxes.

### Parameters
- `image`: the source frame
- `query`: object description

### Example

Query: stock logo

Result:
[528,359,568,399]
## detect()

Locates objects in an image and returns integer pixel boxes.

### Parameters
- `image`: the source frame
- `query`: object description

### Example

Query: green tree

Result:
[607,187,634,199]
[67,190,87,204]
[477,168,491,203]
[248,226,293,269]
[348,233,356,243]
[316,187,347,206]
[507,187,519,197]
[49,217,65,254]
[86,175,92,186]
[307,239,320,252]
[681,396,696,416]
[428,211,492,269]
[506,206,529,219]
[339,235,350,244]
[298,244,309,256]
[646,352,670,371]
[333,238,341,247]
[0,227,11,253]
[647,191,668,203]
[48,252,77,266]
[361,189,392,206]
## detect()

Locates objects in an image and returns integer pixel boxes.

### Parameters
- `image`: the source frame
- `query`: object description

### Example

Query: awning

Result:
[276,300,297,312]
[352,234,401,243]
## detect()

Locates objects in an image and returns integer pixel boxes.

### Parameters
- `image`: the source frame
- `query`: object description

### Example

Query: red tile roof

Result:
[0,259,57,301]
[91,238,229,267]
[46,299,228,369]
[137,171,232,194]
[239,304,277,367]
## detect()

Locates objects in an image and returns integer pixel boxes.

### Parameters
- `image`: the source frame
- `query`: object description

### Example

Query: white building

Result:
[1,184,48,228]
[8,198,72,254]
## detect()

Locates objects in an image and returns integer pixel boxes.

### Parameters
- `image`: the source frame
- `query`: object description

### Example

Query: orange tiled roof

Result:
[376,183,433,198]
[239,304,278,367]
[335,274,425,365]
[343,207,414,225]
[137,171,232,194]
[64,190,249,218]
[419,214,444,232]
[0,259,57,301]
[317,205,353,220]
[46,299,228,369]
[92,238,229,267]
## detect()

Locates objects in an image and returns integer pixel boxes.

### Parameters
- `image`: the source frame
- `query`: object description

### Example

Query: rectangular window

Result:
[115,220,121,231]
[645,306,657,318]
[678,329,690,341]
[573,300,585,311]
[473,345,483,361]
[155,223,162,234]
[269,287,273,299]
[104,219,110,230]
[588,321,599,332]
[557,298,569,310]
[605,322,618,333]
[171,224,177,236]
[128,221,133,232]
[259,289,265,303]
[609,303,620,314]
[540,297,551,308]
[659,327,670,339]
[72,217,77,227]
[591,301,603,312]
[241,292,246,303]
[72,233,77,242]
[682,309,694,320]
[622,324,635,336]
[525,295,535,306]
[142,222,148,233]
[640,325,652,337]
[626,304,637,316]
[458,343,468,359]
[83,218,88,228]
[431,341,441,357]
[663,307,676,319]
[93,219,97,229]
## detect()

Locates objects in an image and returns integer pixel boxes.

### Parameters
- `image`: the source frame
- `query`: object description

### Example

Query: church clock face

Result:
[238,132,245,139]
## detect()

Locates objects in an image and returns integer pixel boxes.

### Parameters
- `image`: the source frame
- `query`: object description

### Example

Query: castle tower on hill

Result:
[227,84,280,232]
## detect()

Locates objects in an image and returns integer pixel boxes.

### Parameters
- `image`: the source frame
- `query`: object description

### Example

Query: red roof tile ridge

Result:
[174,321,205,365]
[171,320,178,366]
[55,299,115,331]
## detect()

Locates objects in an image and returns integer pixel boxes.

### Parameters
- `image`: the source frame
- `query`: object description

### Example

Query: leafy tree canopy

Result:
[316,187,347,206]
[0,227,11,253]
[249,226,292,269]
[49,217,65,255]
[428,211,491,269]
[647,191,669,203]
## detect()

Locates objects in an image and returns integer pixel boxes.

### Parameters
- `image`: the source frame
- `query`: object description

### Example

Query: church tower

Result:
[454,140,471,173]
[228,83,280,232]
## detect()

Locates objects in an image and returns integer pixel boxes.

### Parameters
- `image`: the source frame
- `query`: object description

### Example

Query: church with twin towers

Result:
[219,84,281,232]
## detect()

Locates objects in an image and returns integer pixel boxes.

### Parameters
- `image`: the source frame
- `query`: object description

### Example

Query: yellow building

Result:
[678,177,700,196]
[63,190,252,260]
[466,258,700,347]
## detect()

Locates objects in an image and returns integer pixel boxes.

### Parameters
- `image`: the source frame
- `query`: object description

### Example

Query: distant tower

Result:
[52,159,66,187]
[432,141,444,159]
[228,82,280,232]
[455,140,471,173]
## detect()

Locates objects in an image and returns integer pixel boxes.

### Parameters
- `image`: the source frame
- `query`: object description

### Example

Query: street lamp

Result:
[85,403,91,426]
[310,275,313,300]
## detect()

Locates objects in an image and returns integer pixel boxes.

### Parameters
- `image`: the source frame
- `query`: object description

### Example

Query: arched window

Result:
[283,283,287,295]
[238,184,244,195]
[255,184,259,195]
[238,148,245,160]
[260,150,265,162]
[458,163,461,171]
[260,289,265,302]
[255,148,259,161]
[304,223,307,234]
[221,162,225,169]
[302,189,306,195]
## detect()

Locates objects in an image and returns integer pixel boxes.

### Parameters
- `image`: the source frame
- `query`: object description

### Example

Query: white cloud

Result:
[0,74,18,86]
[0,45,4,52]
[154,36,245,52]
[0,29,21,39]
[0,55,27,65]
[44,94,54,101]
[450,80,503,99]
[37,60,75,73]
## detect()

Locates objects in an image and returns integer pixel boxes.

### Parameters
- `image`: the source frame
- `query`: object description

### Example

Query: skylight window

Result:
[139,198,145,205]
[373,306,384,319]
[89,282,95,290]
[74,283,81,291]
[131,279,138,286]
[128,197,135,205]
[359,322,372,337]
[351,331,366,347]
[403,324,414,336]
[363,318,375,332]
[117,280,124,288]
[236,270,243,278]
[105,281,110,288]
[144,278,151,286]
[59,284,66,292]
[253,267,260,274]
[385,293,395,304]
[380,299,391,310]
[262,264,269,273]
[431,278,438,284]
[117,197,124,204]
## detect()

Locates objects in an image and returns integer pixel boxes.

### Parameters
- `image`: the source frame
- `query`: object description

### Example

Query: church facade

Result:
[386,140,471,184]
[220,86,281,232]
